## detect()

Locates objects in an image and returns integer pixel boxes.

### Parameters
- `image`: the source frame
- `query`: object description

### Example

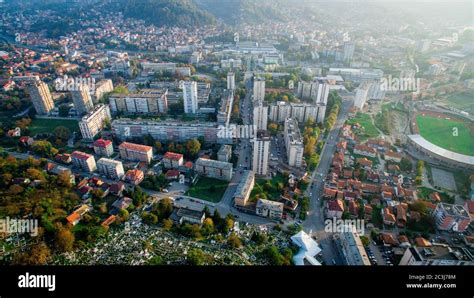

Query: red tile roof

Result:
[93,138,112,148]
[164,151,183,160]
[72,151,93,160]
[119,142,152,152]
[327,199,344,212]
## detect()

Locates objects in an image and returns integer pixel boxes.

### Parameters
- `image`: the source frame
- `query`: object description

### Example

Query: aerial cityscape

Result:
[0,0,473,270]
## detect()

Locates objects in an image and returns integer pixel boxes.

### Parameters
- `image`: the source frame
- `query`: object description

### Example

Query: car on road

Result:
[162,189,169,193]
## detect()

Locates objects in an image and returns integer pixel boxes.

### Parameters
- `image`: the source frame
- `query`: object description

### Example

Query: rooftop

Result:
[93,138,112,148]
[119,142,153,152]
[72,151,93,160]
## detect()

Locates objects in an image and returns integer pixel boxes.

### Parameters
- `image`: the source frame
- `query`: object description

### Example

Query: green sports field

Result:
[29,118,80,135]
[416,114,474,156]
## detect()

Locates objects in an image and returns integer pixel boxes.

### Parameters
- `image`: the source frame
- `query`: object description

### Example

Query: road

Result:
[302,97,353,265]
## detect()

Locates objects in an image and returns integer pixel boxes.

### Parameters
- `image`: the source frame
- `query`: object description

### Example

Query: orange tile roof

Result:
[66,212,80,224]
[164,151,183,160]
[119,142,152,152]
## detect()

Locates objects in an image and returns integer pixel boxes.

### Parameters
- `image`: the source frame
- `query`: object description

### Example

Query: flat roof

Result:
[408,134,474,166]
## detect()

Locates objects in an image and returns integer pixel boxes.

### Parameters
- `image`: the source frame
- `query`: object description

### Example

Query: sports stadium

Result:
[408,111,474,170]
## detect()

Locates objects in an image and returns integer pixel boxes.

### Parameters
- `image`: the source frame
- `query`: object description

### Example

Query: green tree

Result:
[187,248,206,265]
[54,126,71,141]
[228,233,242,248]
[186,139,201,157]
[55,227,75,252]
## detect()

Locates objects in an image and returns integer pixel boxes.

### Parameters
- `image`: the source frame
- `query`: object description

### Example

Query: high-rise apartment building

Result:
[252,131,270,176]
[71,84,94,115]
[284,118,304,167]
[253,103,268,131]
[183,81,198,114]
[227,72,235,90]
[79,104,111,140]
[27,81,54,115]
[253,76,265,103]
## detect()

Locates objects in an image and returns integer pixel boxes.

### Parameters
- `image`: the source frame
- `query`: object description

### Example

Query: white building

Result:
[284,118,304,167]
[268,101,322,124]
[27,81,54,115]
[112,119,220,143]
[183,81,198,114]
[400,245,474,266]
[93,79,114,103]
[79,104,111,140]
[195,158,233,181]
[354,84,369,110]
[97,158,125,180]
[227,72,235,90]
[335,225,371,266]
[253,77,265,103]
[253,103,268,131]
[296,80,329,103]
[234,170,255,207]
[217,145,232,163]
[109,91,168,114]
[71,84,94,115]
[343,42,355,62]
[71,151,96,172]
[291,231,322,266]
[252,131,270,176]
[256,199,284,219]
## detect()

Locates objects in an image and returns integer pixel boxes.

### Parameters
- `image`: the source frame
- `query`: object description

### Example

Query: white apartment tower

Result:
[27,81,54,115]
[253,103,268,131]
[227,72,235,90]
[253,76,265,103]
[71,84,94,115]
[354,84,369,110]
[79,104,111,140]
[252,131,270,176]
[284,118,304,168]
[183,81,198,114]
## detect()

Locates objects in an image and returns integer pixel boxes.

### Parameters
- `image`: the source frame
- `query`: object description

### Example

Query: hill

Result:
[122,0,216,28]
[194,0,286,25]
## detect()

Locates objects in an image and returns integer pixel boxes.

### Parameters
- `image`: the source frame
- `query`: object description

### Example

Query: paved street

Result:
[302,98,353,265]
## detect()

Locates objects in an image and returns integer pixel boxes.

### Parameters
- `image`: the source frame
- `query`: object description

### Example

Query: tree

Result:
[32,140,58,158]
[202,218,215,235]
[57,171,73,187]
[9,184,24,195]
[268,122,279,136]
[119,209,130,221]
[142,211,158,225]
[55,227,75,252]
[228,233,242,248]
[186,139,201,157]
[203,206,211,218]
[154,141,163,153]
[251,232,268,245]
[162,218,173,230]
[155,198,173,219]
[400,157,412,171]
[187,248,206,265]
[26,168,45,181]
[54,126,71,141]
[12,242,51,265]
[58,104,71,117]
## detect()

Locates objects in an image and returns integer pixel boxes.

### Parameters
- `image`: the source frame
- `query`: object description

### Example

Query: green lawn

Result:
[185,177,229,203]
[347,112,379,140]
[417,187,454,204]
[416,114,474,156]
[445,91,474,114]
[29,118,80,135]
